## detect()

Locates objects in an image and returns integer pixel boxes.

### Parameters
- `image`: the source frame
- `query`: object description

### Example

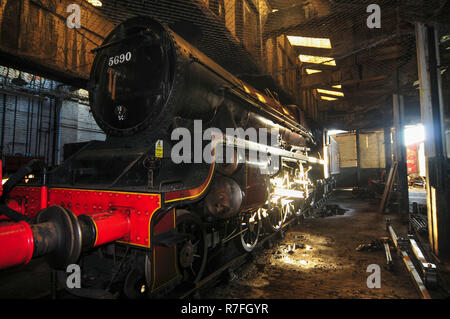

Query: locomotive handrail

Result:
[90,30,160,53]
[217,135,324,165]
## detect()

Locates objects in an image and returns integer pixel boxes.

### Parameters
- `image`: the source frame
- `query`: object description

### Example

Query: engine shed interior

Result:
[0,0,449,303]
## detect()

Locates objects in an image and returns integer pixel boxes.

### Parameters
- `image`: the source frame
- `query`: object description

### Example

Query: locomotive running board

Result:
[152,229,190,247]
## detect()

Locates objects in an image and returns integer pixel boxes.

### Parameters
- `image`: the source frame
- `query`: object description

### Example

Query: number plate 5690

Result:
[108,52,132,66]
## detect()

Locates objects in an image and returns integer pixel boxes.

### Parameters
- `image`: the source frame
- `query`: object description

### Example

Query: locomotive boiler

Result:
[0,16,329,298]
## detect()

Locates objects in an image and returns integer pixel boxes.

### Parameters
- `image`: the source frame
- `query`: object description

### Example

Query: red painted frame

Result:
[6,186,162,248]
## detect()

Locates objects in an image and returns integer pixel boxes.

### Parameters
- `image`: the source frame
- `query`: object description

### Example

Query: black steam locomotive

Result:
[0,16,330,298]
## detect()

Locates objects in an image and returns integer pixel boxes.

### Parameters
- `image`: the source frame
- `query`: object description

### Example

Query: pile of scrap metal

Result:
[385,219,438,299]
[410,202,428,235]
[408,174,426,188]
[410,215,428,235]
[356,239,384,252]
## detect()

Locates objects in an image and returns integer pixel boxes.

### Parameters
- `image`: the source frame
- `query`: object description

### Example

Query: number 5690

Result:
[108,52,132,66]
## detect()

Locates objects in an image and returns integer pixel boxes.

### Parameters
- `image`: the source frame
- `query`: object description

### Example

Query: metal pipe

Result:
[409,235,437,287]
[383,127,391,173]
[0,94,7,156]
[46,98,53,164]
[386,220,433,298]
[25,98,31,155]
[56,99,62,165]
[37,99,44,155]
[35,99,41,156]
[51,99,60,166]
[401,250,431,299]
[29,99,34,155]
[388,223,399,249]
[11,96,18,155]
[393,94,409,215]
[383,239,393,269]
[356,129,361,187]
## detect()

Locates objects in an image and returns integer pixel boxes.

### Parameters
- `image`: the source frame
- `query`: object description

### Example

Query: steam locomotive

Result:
[0,16,331,298]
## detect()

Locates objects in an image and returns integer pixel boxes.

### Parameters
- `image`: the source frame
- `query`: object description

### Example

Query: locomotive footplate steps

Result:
[152,229,190,247]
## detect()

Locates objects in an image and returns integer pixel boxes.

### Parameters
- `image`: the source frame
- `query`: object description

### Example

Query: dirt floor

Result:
[207,189,421,299]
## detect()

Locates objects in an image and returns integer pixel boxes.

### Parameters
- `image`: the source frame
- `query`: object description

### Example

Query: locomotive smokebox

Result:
[89,16,236,137]
[89,17,176,136]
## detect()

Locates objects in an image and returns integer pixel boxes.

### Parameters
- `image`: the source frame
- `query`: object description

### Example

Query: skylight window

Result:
[287,36,332,49]
[317,89,344,97]
[87,0,102,6]
[299,55,336,66]
[321,96,338,101]
[306,69,322,75]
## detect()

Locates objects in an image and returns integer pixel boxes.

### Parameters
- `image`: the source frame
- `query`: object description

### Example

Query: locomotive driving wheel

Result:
[264,168,295,232]
[238,210,261,252]
[176,210,207,283]
[264,204,288,232]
